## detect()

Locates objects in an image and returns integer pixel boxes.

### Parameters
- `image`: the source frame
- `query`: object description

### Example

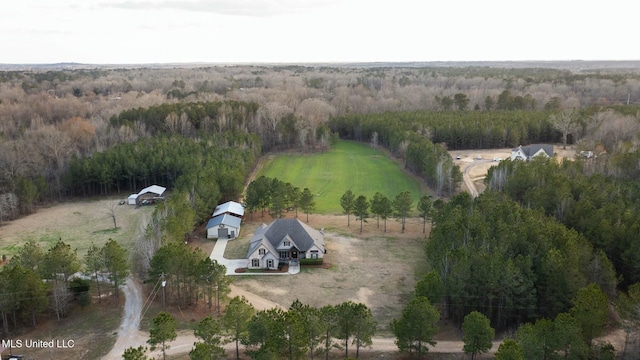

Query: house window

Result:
[311,250,318,259]
[258,248,265,255]
[267,259,274,268]
[251,259,259,267]
[283,241,290,246]
[279,251,288,259]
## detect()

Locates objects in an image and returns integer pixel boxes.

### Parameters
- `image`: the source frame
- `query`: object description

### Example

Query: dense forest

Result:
[3,63,640,356]
[2,64,640,219]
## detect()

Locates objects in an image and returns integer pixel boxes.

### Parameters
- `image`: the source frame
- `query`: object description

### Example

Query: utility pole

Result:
[161,272,166,310]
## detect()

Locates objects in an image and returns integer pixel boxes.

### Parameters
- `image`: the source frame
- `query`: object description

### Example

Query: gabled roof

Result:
[212,201,245,217]
[206,214,242,230]
[512,144,553,158]
[247,218,324,256]
[138,185,166,196]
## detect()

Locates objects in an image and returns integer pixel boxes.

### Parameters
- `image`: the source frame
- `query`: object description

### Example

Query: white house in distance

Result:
[247,218,325,270]
[206,201,244,239]
[127,185,166,205]
[510,144,554,161]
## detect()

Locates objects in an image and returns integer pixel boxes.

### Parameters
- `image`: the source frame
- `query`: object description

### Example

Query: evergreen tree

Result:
[148,311,177,360]
[416,195,432,234]
[393,191,413,233]
[191,315,225,360]
[390,296,439,358]
[340,190,355,227]
[570,283,609,346]
[493,339,524,360]
[353,195,369,233]
[222,296,255,360]
[123,346,149,360]
[102,238,129,302]
[299,188,316,223]
[462,311,495,360]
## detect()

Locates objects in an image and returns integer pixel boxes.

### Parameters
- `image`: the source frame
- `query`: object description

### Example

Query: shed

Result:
[128,185,166,205]
[127,194,139,205]
[206,214,242,239]
[211,201,245,218]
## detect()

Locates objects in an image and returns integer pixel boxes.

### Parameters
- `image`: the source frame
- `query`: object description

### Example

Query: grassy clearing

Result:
[256,141,430,214]
[0,199,155,259]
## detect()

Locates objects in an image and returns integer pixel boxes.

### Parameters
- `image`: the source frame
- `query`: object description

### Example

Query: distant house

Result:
[247,218,325,270]
[510,144,554,161]
[212,201,244,219]
[206,214,242,239]
[127,185,166,205]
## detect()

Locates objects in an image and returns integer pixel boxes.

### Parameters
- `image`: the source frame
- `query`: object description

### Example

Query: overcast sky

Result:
[2,0,638,64]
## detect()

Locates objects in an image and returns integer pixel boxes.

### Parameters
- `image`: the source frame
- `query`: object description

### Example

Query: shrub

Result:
[300,258,324,266]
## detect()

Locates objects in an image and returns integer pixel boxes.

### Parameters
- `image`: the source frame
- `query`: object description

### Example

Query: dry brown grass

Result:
[223,212,430,337]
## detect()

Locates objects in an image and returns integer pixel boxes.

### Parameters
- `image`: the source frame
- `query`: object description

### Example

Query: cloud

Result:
[100,0,335,17]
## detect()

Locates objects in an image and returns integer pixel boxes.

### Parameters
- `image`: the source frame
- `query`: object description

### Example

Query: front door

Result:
[292,250,298,259]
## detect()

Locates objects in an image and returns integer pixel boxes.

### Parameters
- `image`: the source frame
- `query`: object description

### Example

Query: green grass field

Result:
[257,141,430,214]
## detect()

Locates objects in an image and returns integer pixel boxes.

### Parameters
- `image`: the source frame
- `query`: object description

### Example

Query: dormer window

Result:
[283,241,290,246]
[259,248,265,255]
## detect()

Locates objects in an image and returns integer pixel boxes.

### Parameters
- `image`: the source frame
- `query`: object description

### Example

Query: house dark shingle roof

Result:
[248,218,324,255]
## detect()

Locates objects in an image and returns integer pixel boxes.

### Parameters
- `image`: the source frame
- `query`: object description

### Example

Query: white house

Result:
[206,214,242,239]
[510,144,554,161]
[247,218,325,270]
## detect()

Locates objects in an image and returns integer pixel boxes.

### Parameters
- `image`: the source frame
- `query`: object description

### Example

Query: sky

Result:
[1,0,638,64]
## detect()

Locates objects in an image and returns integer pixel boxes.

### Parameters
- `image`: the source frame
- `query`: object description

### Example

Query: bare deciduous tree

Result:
[50,282,73,320]
[549,109,579,149]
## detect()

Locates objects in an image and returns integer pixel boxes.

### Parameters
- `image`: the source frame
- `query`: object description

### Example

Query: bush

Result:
[69,277,91,306]
[300,258,324,266]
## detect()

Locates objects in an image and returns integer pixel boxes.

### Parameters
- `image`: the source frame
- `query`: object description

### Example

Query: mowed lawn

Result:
[257,141,430,214]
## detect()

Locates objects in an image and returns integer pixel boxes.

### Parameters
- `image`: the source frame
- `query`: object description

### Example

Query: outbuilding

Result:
[128,185,166,205]
[211,201,245,219]
[206,214,242,239]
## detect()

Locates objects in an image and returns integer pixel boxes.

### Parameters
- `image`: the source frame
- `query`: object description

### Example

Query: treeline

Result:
[487,156,640,288]
[109,100,259,137]
[340,190,432,234]
[399,272,615,359]
[244,176,316,221]
[330,110,558,151]
[426,191,617,330]
[0,238,128,334]
[128,296,377,360]
[330,114,462,196]
[64,132,259,218]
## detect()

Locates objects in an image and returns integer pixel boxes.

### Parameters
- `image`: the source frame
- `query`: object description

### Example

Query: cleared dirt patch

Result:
[451,146,577,194]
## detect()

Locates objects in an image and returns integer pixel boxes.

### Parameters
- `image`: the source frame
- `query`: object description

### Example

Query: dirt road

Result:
[103,276,483,359]
[462,161,480,198]
[102,277,146,360]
